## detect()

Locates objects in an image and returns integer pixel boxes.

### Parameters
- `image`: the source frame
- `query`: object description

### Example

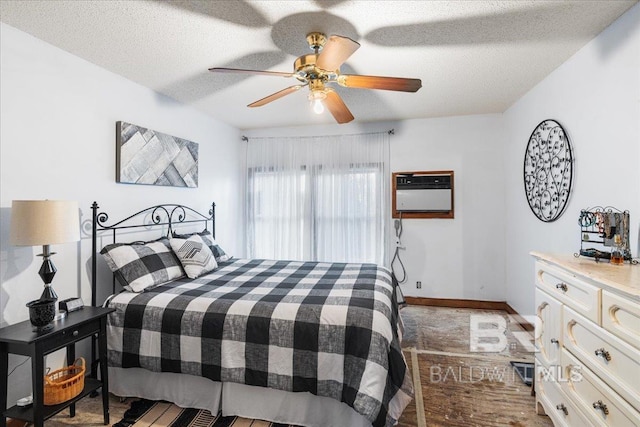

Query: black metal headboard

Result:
[90,201,215,307]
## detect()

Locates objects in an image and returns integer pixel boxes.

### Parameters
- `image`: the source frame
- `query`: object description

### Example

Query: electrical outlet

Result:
[416,281,422,289]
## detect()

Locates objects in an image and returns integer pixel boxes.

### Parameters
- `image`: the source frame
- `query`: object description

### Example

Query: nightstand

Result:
[0,306,114,427]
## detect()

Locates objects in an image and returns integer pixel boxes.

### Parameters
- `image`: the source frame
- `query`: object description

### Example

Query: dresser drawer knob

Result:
[594,348,611,361]
[592,400,609,415]
[555,283,568,292]
[556,403,568,415]
[550,338,559,345]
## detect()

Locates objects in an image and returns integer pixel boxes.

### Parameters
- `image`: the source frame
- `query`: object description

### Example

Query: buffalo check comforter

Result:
[106,258,413,426]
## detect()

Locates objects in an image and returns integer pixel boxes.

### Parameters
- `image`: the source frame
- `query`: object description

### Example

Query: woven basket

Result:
[44,357,85,406]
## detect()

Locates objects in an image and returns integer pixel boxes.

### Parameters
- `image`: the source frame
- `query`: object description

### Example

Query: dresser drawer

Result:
[536,261,601,323]
[40,318,101,351]
[602,290,640,350]
[562,349,640,426]
[535,288,562,368]
[563,306,640,411]
[535,358,591,427]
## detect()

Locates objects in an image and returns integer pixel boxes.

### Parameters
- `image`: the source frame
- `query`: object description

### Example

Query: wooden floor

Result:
[397,306,552,427]
[40,305,552,427]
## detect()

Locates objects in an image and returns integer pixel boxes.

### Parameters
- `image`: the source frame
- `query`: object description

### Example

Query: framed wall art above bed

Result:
[90,201,413,427]
[115,121,199,188]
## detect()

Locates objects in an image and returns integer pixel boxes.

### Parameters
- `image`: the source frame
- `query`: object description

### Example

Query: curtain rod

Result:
[241,129,394,141]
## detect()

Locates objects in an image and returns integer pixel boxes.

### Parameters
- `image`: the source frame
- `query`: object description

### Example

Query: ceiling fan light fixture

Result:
[210,33,421,124]
[308,90,326,114]
[313,98,324,114]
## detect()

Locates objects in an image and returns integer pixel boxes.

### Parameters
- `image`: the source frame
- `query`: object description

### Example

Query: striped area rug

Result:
[113,399,299,427]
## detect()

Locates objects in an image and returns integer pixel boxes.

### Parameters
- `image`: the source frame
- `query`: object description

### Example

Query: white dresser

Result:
[532,252,640,426]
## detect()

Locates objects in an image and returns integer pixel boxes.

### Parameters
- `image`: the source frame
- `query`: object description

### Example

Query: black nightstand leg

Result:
[99,321,109,425]
[31,344,44,427]
[1,344,8,427]
[66,344,76,418]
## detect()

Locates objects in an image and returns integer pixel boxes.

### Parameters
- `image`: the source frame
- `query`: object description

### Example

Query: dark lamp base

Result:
[38,255,57,285]
[40,284,59,301]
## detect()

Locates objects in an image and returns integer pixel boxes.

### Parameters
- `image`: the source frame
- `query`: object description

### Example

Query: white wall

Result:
[244,114,506,302]
[0,23,243,402]
[391,115,505,301]
[503,2,640,316]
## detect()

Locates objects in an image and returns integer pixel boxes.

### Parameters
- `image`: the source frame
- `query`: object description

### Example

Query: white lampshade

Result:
[10,200,80,246]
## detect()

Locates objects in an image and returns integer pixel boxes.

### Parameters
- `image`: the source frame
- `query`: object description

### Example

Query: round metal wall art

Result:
[523,119,573,222]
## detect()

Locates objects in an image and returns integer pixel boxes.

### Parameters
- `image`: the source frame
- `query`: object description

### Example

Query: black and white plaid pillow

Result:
[100,237,185,292]
[172,230,230,262]
[169,234,218,279]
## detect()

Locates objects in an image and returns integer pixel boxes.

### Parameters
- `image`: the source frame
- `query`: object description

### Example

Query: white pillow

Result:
[172,230,230,262]
[170,234,218,279]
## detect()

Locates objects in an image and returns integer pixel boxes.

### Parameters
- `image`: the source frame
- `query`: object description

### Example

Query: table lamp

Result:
[10,200,80,320]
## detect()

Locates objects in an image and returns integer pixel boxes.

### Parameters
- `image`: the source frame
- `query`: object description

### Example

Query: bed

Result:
[90,202,413,427]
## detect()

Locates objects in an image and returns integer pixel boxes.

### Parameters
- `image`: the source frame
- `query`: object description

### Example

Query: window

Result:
[313,166,384,263]
[246,133,389,265]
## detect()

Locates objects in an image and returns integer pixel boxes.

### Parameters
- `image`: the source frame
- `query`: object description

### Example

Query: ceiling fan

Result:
[209,32,422,124]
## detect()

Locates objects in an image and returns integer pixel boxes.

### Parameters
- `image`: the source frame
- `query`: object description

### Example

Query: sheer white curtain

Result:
[246,132,390,265]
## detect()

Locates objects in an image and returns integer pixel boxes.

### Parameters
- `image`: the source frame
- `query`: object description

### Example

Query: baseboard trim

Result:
[405,297,534,332]
[405,296,508,310]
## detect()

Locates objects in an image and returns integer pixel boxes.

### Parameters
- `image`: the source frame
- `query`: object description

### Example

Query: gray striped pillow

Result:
[169,234,218,279]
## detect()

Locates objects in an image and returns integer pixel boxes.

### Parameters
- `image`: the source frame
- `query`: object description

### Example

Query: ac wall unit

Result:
[392,171,454,218]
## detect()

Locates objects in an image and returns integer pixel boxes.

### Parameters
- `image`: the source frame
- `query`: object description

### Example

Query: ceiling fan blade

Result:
[248,85,305,107]
[339,74,422,92]
[316,35,360,71]
[323,89,354,124]
[209,67,294,78]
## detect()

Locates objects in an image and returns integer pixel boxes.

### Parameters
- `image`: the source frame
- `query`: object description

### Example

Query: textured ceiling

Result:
[0,0,636,130]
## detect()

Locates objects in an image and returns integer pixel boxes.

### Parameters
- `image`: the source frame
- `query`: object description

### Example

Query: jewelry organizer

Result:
[575,206,637,264]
